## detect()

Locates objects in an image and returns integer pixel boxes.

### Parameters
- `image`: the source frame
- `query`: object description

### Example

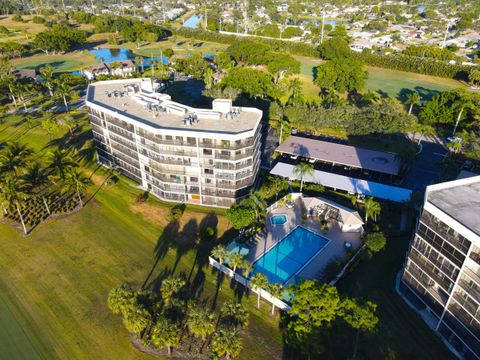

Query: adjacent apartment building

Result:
[399,176,480,359]
[85,78,263,208]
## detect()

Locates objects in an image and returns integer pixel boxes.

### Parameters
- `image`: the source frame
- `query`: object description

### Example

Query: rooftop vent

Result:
[183,114,198,126]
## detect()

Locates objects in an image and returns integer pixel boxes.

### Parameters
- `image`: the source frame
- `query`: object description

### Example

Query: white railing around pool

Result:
[208,256,291,311]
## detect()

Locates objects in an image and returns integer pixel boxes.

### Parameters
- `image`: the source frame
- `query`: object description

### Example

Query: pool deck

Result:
[246,196,362,282]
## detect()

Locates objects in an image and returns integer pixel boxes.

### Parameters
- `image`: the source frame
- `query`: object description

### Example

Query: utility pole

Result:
[243,0,249,34]
[320,12,325,44]
[204,2,208,30]
[441,21,450,48]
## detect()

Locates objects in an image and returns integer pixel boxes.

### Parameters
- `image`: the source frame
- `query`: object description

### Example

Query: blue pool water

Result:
[271,214,287,225]
[252,227,329,284]
[183,14,202,28]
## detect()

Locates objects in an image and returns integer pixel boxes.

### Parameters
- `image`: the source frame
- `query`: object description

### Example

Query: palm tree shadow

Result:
[142,220,180,289]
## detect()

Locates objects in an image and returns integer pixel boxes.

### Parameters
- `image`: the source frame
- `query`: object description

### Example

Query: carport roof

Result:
[270,161,412,202]
[276,136,401,176]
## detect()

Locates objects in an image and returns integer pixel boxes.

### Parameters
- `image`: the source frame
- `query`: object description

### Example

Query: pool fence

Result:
[208,256,291,311]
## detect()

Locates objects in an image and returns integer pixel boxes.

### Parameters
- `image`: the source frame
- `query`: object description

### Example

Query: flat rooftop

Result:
[428,177,480,236]
[86,78,262,134]
[276,136,400,176]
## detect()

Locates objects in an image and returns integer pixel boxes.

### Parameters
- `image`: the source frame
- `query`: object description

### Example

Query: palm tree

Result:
[151,317,181,356]
[186,305,216,344]
[363,197,381,224]
[211,245,228,271]
[3,75,18,106]
[48,148,76,182]
[452,96,474,136]
[220,300,249,328]
[160,276,185,306]
[250,273,269,309]
[210,327,243,360]
[416,124,436,145]
[468,69,480,87]
[23,162,51,215]
[405,92,421,114]
[362,90,382,105]
[65,168,89,208]
[56,81,70,112]
[39,64,55,96]
[267,283,284,315]
[293,162,315,192]
[240,260,253,287]
[240,190,267,221]
[288,78,302,99]
[227,252,244,273]
[134,56,144,73]
[0,176,28,234]
[0,141,33,176]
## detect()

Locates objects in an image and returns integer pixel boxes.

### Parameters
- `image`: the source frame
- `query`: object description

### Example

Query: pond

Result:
[88,48,168,66]
[183,14,202,28]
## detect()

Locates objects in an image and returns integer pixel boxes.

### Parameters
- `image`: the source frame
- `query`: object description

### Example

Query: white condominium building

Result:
[399,176,480,359]
[86,78,263,208]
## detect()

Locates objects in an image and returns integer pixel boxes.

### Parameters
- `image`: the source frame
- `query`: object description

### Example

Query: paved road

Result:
[401,136,447,191]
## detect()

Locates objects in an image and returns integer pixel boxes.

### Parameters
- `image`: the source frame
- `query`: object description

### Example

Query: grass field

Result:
[0,115,283,360]
[294,55,466,100]
[365,66,466,100]
[0,15,46,43]
[12,51,98,73]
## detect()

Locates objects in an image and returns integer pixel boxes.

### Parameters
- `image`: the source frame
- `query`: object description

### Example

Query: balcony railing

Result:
[150,171,185,184]
[107,125,135,141]
[199,138,255,150]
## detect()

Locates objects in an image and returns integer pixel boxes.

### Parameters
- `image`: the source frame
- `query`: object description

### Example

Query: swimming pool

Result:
[252,227,329,284]
[271,214,287,225]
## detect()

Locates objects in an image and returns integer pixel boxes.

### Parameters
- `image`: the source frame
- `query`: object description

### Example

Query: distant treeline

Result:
[175,28,474,81]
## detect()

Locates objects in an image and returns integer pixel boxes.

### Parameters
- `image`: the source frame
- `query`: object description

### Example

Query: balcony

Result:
[202,188,235,198]
[110,142,139,161]
[89,116,103,127]
[150,171,185,184]
[106,116,134,132]
[107,125,135,141]
[199,139,255,150]
[408,249,455,292]
[151,156,190,167]
[151,164,186,176]
[458,279,480,304]
[112,151,140,169]
[215,149,256,161]
[448,302,480,341]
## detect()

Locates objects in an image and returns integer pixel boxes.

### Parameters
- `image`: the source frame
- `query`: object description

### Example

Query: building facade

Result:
[399,176,480,359]
[86,78,262,208]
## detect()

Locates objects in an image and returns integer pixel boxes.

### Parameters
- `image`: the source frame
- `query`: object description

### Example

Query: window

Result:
[203,149,213,155]
[204,169,214,175]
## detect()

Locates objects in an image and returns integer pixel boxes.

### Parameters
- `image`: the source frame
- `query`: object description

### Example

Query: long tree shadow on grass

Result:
[142,220,180,289]
[43,123,92,155]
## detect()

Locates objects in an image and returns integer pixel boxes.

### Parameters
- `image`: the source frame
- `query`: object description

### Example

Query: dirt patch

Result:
[130,202,230,237]
[89,172,108,186]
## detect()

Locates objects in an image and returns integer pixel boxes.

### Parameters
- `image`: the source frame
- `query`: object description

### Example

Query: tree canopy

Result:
[314,57,367,93]
[33,24,86,54]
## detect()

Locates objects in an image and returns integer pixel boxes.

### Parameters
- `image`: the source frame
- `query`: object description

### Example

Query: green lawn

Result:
[294,55,466,100]
[12,51,97,73]
[365,66,466,100]
[0,115,283,360]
